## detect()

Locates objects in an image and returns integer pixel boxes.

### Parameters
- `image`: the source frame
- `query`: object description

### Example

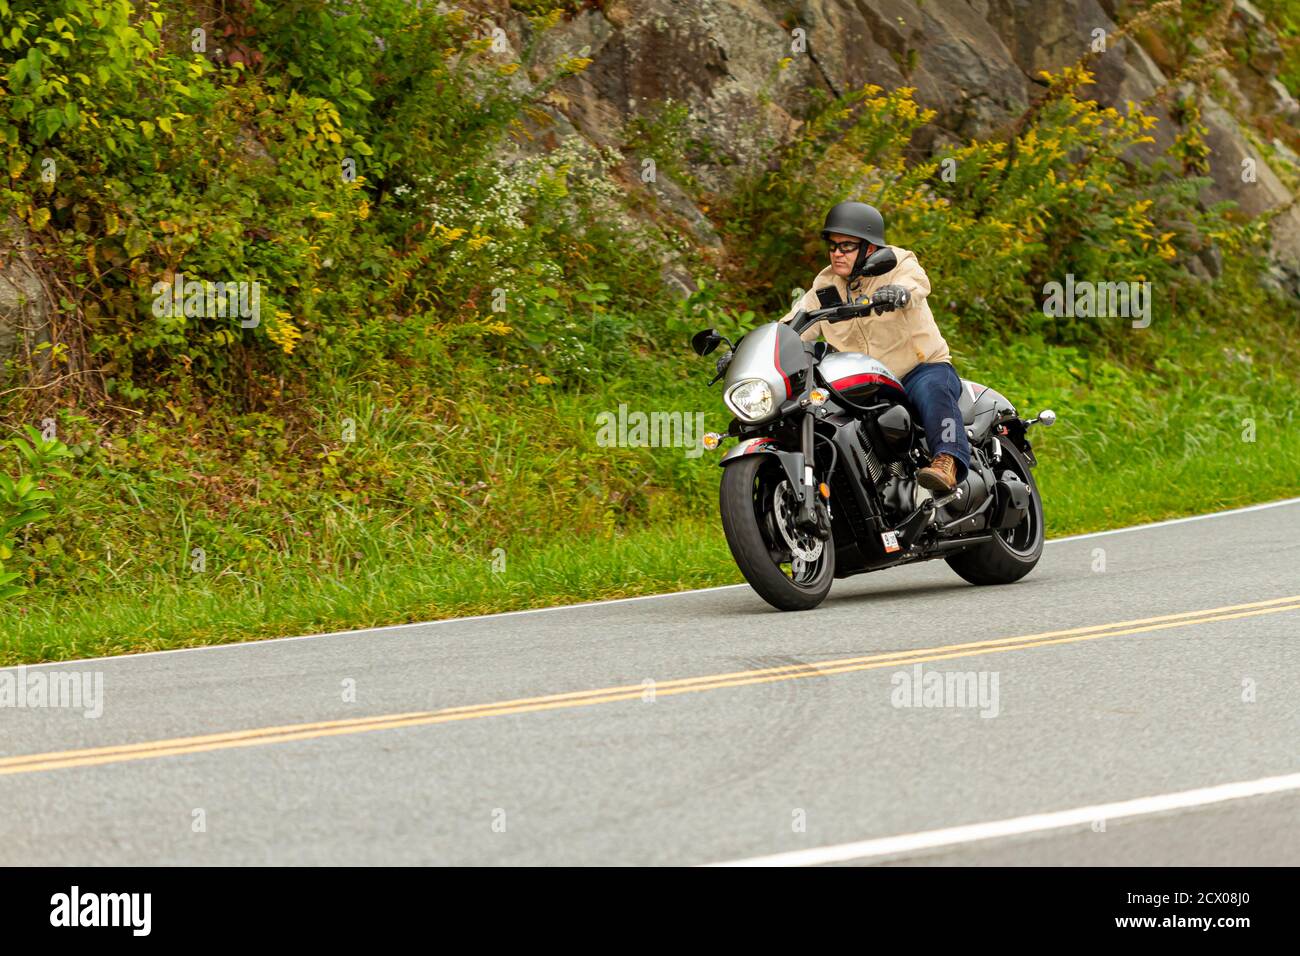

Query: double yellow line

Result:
[3,594,1298,777]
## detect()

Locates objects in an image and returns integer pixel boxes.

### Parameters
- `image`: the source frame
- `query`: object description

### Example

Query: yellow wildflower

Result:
[430,223,467,243]
[559,56,592,75]
[268,311,303,355]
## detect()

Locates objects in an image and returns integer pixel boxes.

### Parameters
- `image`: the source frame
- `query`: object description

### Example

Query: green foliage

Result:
[716,65,1253,359]
[0,0,698,610]
[0,425,72,601]
[668,279,756,344]
[719,83,934,307]
[0,0,677,404]
[509,0,592,17]
[622,98,704,191]
[1255,0,1300,97]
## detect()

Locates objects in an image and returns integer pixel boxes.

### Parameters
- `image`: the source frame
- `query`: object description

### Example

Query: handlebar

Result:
[790,300,894,335]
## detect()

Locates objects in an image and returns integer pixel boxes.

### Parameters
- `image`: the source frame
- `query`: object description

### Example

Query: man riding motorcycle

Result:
[779,201,970,493]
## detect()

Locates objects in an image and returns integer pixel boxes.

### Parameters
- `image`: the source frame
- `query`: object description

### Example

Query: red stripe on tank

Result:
[830,372,899,391]
[773,333,792,398]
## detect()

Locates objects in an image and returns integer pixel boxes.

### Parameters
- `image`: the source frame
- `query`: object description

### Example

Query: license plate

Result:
[881,531,900,553]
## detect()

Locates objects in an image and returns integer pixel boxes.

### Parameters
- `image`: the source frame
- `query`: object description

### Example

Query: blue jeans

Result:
[901,362,970,483]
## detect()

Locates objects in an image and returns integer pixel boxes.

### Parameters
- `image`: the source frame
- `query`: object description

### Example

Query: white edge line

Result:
[1043,495,1300,543]
[6,583,750,670]
[9,495,1300,671]
[703,771,1300,867]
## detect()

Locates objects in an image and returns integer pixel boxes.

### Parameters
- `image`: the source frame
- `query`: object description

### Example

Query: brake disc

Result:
[772,481,823,563]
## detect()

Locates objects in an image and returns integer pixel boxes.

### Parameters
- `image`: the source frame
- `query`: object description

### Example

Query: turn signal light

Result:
[702,432,723,450]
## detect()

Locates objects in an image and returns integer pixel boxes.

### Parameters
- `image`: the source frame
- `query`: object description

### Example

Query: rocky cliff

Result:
[499,0,1300,280]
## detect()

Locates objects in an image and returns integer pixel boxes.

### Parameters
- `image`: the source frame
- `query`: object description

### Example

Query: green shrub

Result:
[0,425,72,601]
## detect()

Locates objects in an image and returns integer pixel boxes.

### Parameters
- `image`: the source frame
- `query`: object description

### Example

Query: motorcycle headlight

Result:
[726,378,774,422]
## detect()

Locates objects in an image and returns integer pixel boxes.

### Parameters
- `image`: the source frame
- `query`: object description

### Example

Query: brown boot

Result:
[918,453,958,493]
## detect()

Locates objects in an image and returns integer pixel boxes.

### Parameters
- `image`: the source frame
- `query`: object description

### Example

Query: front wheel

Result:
[720,454,835,611]
[945,439,1044,585]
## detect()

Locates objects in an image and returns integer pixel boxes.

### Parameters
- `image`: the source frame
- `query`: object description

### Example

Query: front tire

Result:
[720,454,835,611]
[945,440,1044,586]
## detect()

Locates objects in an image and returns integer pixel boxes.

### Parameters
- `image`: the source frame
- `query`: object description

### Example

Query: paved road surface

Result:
[2,499,1297,865]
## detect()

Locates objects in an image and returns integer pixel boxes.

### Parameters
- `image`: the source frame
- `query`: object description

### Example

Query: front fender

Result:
[719,437,777,465]
[719,438,806,497]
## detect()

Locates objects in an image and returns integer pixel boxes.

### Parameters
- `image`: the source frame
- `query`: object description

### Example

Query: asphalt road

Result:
[2,499,1298,866]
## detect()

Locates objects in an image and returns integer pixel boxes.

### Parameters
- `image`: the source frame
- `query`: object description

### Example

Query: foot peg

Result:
[893,486,964,552]
[931,486,963,510]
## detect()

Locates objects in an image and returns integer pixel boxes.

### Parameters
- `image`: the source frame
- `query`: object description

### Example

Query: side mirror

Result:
[691,328,723,356]
[857,247,898,278]
[1027,409,1056,428]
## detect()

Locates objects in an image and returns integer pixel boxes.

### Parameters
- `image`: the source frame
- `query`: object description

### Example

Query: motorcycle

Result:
[691,246,1057,611]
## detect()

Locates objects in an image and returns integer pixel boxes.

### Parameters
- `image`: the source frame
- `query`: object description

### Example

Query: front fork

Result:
[727,411,828,539]
[795,412,818,532]
[794,412,833,539]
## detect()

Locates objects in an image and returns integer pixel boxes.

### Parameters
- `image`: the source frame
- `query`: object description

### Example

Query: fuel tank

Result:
[817,352,909,407]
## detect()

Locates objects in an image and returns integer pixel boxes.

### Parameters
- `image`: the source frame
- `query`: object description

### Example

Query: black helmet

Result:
[821,201,886,248]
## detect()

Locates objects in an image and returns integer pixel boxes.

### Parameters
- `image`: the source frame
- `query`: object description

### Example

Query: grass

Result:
[2,402,1296,666]
[3,297,1297,666]
[6,167,1299,668]
[0,516,737,665]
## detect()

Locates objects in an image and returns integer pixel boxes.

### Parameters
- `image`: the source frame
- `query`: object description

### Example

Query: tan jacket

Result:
[779,245,951,381]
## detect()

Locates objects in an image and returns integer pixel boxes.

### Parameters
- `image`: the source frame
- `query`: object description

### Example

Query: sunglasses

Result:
[826,239,862,254]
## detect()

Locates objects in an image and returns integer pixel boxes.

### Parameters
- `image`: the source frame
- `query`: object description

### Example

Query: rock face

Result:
[0,215,50,373]
[499,0,1300,276]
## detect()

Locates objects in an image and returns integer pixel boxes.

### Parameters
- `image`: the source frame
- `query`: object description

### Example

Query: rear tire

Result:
[945,440,1043,586]
[720,455,835,611]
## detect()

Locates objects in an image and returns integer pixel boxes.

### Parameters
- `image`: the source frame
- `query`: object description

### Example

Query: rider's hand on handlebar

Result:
[869,284,910,313]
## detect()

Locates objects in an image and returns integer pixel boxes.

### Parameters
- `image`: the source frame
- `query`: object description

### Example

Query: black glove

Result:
[870,284,910,313]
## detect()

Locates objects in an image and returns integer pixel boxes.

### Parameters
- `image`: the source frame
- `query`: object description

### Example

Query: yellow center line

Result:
[3,595,1298,776]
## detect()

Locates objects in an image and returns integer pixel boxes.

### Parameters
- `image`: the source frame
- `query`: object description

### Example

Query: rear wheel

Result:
[945,439,1043,585]
[720,454,835,611]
